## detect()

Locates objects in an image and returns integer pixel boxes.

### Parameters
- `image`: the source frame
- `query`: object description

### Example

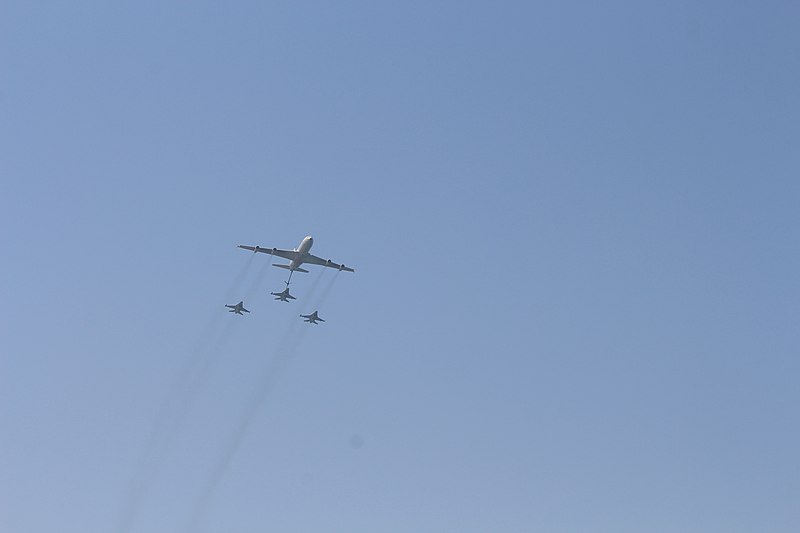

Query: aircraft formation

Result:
[224,235,353,324]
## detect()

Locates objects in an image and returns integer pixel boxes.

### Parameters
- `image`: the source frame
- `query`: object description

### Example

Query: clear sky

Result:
[1,1,798,532]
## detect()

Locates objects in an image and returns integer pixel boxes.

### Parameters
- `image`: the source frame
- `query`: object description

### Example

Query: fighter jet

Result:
[270,287,296,302]
[300,311,325,324]
[238,236,355,276]
[225,301,250,315]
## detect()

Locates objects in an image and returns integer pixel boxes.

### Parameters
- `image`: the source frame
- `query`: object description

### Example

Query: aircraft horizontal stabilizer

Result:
[272,264,309,273]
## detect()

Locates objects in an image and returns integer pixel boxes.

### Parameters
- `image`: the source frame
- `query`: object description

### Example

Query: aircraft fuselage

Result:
[288,236,314,270]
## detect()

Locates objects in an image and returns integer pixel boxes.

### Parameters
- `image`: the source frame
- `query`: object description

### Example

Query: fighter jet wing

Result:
[238,245,299,261]
[304,254,355,272]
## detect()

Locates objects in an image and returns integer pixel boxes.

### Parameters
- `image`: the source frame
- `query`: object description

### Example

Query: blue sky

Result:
[1,1,798,532]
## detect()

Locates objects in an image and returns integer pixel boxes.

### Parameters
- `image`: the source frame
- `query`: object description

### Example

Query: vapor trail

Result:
[183,270,328,531]
[302,268,327,304]
[117,255,255,533]
[224,253,256,303]
[244,260,272,300]
[309,269,341,313]
[184,319,308,532]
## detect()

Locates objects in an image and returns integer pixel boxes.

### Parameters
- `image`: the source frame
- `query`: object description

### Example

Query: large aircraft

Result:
[270,287,296,302]
[225,301,250,315]
[300,311,325,324]
[238,236,355,276]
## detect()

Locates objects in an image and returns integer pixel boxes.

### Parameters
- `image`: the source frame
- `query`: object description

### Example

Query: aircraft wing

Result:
[238,245,299,261]
[304,254,355,272]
